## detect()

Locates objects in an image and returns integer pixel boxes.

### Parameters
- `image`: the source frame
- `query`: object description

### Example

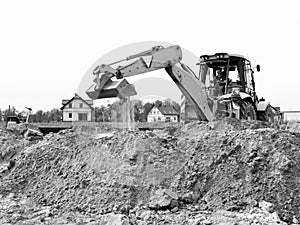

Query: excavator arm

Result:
[86,45,215,121]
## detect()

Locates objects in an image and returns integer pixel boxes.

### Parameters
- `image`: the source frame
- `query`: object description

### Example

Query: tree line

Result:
[0,107,62,123]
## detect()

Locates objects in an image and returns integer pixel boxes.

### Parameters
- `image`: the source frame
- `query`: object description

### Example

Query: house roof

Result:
[60,93,94,110]
[150,105,179,115]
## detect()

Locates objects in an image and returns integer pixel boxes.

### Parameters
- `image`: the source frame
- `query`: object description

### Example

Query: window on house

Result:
[68,113,72,118]
[174,116,177,121]
[79,103,83,108]
[158,117,161,121]
[69,103,72,108]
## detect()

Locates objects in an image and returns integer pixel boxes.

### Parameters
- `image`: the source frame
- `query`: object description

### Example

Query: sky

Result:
[0,0,299,112]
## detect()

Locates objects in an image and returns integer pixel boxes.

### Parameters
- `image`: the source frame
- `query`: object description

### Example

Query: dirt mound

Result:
[286,122,300,134]
[174,120,300,223]
[0,128,187,215]
[0,127,28,175]
[0,119,299,224]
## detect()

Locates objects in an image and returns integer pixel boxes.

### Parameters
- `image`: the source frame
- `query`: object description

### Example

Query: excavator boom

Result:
[86,45,215,121]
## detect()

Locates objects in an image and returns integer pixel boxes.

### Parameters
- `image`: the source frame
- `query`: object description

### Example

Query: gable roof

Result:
[157,105,179,115]
[60,93,94,110]
[148,105,179,116]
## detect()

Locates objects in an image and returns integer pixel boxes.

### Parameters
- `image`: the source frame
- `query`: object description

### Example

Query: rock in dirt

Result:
[286,122,300,134]
[24,128,43,140]
[148,189,178,210]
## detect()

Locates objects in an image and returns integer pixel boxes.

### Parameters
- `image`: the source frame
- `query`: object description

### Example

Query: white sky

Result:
[0,0,299,112]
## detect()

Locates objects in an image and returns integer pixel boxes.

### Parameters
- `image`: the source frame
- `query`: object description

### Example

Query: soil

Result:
[0,119,300,224]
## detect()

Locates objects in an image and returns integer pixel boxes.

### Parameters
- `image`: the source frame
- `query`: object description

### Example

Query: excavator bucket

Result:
[86,78,137,99]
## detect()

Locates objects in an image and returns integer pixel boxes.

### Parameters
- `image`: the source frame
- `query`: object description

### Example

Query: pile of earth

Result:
[0,119,300,224]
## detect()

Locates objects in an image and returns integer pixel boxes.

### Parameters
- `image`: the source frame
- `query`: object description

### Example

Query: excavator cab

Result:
[199,53,255,98]
[198,53,259,119]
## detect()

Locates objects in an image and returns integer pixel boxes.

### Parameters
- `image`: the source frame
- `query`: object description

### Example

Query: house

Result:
[147,105,179,122]
[61,94,94,122]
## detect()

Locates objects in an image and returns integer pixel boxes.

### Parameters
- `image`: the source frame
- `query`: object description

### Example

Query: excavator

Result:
[86,45,277,122]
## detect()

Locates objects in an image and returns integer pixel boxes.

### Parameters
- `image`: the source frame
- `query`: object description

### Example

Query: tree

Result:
[154,100,163,108]
[49,108,62,122]
[95,106,108,122]
[163,98,172,106]
[35,110,43,122]
[30,113,36,123]
[94,107,101,122]
[42,111,50,122]
[109,100,121,122]
[133,100,143,122]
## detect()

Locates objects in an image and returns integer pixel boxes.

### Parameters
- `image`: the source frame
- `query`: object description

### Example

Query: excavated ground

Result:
[0,119,300,224]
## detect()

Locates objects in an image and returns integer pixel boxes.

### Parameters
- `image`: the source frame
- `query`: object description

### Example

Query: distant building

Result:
[281,110,300,122]
[147,105,179,122]
[61,94,94,122]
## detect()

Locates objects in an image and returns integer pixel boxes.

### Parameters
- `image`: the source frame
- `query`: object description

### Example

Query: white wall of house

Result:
[62,99,93,122]
[147,107,164,122]
[147,107,179,122]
